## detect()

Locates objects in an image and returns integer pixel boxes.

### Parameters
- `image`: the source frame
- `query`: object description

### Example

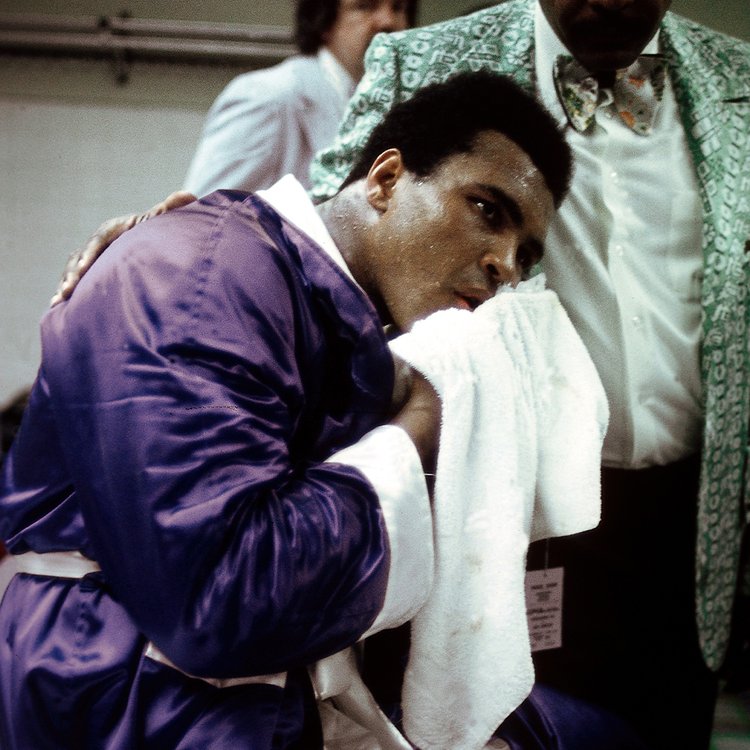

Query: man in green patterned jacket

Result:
[311,1,750,748]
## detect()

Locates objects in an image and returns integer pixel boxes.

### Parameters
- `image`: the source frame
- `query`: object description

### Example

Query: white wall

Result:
[0,101,203,400]
[0,52,243,403]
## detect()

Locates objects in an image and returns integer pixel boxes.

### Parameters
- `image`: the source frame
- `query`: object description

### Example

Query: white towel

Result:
[389,275,609,750]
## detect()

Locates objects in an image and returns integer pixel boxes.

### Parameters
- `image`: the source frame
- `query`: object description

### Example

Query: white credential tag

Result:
[525,567,563,652]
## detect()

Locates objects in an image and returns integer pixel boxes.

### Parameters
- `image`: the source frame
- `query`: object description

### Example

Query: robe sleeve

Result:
[42,200,401,680]
[326,425,434,636]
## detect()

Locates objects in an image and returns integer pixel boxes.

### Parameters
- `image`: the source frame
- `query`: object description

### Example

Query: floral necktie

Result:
[553,54,666,135]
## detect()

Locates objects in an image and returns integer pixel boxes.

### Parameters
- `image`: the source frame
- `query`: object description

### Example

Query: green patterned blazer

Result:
[310,0,750,671]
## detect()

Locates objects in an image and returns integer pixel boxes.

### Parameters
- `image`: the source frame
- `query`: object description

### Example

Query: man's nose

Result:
[479,247,522,289]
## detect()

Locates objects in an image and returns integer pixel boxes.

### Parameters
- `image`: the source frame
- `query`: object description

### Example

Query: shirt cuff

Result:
[326,425,434,635]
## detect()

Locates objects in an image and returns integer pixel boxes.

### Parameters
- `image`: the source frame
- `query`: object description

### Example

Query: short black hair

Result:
[295,0,419,54]
[343,71,572,207]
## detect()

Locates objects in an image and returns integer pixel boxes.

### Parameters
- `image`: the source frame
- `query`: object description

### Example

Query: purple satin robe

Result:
[0,191,395,749]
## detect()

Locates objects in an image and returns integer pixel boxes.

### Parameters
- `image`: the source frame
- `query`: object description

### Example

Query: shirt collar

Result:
[533,0,661,129]
[257,174,357,283]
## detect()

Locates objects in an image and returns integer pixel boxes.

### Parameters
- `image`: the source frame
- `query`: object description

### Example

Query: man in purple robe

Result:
[0,72,572,749]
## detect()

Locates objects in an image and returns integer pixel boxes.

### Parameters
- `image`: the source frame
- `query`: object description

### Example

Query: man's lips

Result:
[567,17,655,50]
[454,288,492,311]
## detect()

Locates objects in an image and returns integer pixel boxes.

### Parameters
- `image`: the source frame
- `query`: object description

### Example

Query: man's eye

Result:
[473,199,500,224]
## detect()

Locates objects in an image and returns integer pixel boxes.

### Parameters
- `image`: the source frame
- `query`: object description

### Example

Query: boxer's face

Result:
[357,129,554,332]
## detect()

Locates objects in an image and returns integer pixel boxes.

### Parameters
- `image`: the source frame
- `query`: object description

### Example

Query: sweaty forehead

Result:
[447,131,549,193]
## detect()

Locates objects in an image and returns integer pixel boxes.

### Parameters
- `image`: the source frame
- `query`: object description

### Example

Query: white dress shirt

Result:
[534,3,704,468]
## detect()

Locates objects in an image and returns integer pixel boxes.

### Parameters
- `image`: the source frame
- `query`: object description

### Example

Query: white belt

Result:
[11,550,286,690]
[144,641,286,689]
[13,551,416,747]
[312,648,413,750]
[14,550,101,577]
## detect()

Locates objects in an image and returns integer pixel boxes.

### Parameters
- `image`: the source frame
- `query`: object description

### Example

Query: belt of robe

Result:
[11,550,412,750]
[12,550,286,688]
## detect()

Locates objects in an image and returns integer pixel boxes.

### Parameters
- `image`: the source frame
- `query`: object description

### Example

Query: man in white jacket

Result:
[184,0,417,195]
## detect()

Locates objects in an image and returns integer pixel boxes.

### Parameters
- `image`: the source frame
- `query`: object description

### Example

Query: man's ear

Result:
[366,149,405,213]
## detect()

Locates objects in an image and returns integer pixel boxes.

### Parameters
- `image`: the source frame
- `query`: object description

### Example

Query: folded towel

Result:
[389,275,608,750]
